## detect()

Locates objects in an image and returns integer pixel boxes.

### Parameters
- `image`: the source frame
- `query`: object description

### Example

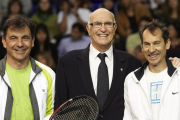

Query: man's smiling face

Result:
[86,9,117,52]
[141,28,170,68]
[2,25,34,63]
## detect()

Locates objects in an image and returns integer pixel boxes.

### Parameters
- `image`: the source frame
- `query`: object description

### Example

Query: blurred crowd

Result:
[0,0,180,71]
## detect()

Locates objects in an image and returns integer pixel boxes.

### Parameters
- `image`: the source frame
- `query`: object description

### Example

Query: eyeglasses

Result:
[89,22,115,28]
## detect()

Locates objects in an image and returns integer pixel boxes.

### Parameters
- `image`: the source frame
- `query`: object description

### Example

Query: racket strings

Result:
[53,97,98,120]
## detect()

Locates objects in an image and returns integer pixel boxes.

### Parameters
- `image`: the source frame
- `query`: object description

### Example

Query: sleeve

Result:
[54,58,69,111]
[128,56,142,73]
[123,75,133,120]
[44,68,56,119]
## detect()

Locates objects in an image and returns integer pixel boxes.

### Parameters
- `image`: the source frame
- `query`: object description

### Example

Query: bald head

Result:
[88,8,116,27]
[86,8,117,52]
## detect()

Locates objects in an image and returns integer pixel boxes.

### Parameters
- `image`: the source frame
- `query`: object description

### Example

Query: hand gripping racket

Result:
[50,95,99,120]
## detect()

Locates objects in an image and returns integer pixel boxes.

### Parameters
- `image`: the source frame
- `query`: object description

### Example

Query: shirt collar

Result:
[90,43,113,61]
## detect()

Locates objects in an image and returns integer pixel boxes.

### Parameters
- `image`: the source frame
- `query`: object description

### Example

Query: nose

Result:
[149,44,155,53]
[17,39,23,47]
[99,23,107,32]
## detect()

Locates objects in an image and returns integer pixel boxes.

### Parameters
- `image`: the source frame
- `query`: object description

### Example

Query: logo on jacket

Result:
[172,92,179,95]
[42,89,47,92]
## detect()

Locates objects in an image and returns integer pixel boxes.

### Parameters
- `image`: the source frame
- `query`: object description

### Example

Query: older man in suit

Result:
[54,8,142,120]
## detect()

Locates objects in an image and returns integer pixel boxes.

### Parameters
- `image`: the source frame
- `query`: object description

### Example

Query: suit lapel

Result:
[76,46,98,102]
[102,48,125,112]
[76,47,126,112]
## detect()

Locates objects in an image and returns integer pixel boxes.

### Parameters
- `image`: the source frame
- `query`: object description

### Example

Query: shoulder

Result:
[59,49,85,61]
[35,60,55,77]
[125,67,141,86]
[114,49,142,68]
[125,71,134,83]
[115,49,140,61]
[57,48,87,69]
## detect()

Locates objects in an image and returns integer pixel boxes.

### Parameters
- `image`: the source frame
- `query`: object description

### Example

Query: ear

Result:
[2,37,7,48]
[86,24,91,36]
[166,39,171,50]
[32,38,35,47]
[113,24,117,35]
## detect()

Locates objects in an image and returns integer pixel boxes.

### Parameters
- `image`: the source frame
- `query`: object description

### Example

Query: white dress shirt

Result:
[89,44,114,95]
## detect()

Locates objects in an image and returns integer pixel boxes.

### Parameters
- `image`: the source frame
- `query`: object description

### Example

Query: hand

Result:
[169,57,180,68]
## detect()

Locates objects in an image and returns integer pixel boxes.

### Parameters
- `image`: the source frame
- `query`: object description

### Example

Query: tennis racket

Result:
[50,95,99,120]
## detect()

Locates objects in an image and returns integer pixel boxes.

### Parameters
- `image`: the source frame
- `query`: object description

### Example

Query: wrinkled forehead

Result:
[6,25,32,38]
[90,10,114,22]
[8,25,27,33]
[145,28,163,37]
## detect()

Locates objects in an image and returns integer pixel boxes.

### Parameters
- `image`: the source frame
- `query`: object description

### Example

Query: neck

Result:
[92,44,111,53]
[6,57,30,70]
[149,59,167,73]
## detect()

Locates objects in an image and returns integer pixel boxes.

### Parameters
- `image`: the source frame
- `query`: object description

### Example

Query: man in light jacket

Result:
[0,15,55,120]
[123,19,180,120]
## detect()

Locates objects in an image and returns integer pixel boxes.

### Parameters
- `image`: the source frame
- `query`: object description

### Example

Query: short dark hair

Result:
[72,23,85,33]
[3,15,37,39]
[139,19,169,44]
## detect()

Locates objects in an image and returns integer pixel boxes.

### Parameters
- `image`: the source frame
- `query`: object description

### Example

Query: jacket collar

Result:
[0,55,41,76]
[134,57,176,81]
[0,56,41,120]
[0,55,6,76]
[77,46,126,112]
[30,57,42,74]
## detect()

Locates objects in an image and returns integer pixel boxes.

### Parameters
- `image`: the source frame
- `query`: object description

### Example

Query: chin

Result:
[148,60,159,66]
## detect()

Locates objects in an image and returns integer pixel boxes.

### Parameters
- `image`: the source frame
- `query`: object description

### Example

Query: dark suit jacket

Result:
[54,46,142,120]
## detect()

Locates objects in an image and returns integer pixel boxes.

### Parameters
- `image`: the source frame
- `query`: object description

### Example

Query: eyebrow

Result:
[93,21,113,23]
[143,40,161,43]
[9,35,17,38]
[9,35,30,38]
[22,35,30,38]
